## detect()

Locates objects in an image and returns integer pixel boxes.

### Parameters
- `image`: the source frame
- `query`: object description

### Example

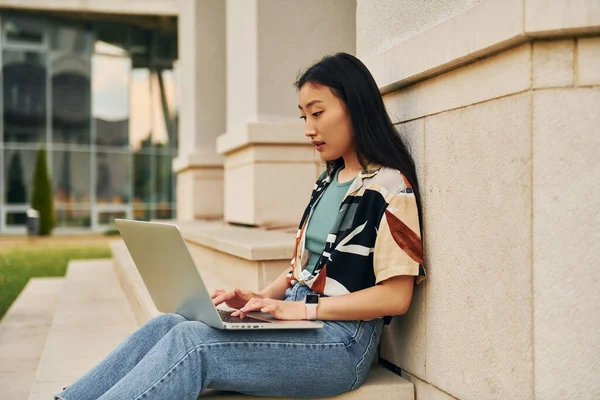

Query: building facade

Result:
[0,8,178,233]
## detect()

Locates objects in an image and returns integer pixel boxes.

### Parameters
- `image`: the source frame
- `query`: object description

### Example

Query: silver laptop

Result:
[115,219,323,330]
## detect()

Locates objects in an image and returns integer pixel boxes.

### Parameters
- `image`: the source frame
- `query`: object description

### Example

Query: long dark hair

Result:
[294,52,423,230]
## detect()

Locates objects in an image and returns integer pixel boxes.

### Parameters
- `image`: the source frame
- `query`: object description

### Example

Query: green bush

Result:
[31,146,55,235]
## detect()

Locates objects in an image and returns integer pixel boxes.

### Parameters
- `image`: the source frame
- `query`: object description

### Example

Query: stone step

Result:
[0,277,64,399]
[28,260,139,400]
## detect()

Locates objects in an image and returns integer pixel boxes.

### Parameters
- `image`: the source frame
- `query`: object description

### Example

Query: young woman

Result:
[55,52,426,400]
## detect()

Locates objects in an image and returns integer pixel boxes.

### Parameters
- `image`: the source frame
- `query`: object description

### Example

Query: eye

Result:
[299,116,307,121]
[312,111,323,117]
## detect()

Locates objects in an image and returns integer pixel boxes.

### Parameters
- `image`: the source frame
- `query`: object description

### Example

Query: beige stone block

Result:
[395,118,426,193]
[423,94,533,399]
[224,144,316,170]
[177,167,224,220]
[255,162,314,225]
[217,121,306,155]
[224,158,315,227]
[224,163,256,225]
[525,0,600,35]
[258,260,291,291]
[364,0,524,92]
[401,371,457,400]
[532,88,600,400]
[186,242,286,293]
[357,0,483,59]
[384,43,531,123]
[577,37,600,86]
[188,243,259,292]
[178,220,295,261]
[380,283,427,377]
[533,40,575,88]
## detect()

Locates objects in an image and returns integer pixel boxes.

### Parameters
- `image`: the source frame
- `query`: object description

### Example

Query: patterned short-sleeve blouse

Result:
[287,163,426,296]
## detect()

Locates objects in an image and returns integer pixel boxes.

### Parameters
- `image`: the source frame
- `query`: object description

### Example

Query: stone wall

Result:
[359,1,600,399]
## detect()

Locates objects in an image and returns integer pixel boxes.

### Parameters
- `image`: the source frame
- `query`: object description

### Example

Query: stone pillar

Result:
[173,0,226,220]
[218,0,356,227]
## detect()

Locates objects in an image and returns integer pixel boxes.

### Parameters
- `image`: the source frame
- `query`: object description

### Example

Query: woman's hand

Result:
[231,298,307,321]
[211,288,265,310]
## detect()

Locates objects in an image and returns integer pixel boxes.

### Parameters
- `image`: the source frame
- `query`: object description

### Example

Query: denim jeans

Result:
[55,284,383,400]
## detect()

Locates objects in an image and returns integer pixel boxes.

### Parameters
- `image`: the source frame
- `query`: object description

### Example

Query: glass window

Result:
[2,50,47,143]
[6,212,27,226]
[129,68,152,150]
[98,210,126,225]
[92,55,130,146]
[3,14,45,45]
[153,31,177,62]
[155,152,174,204]
[93,22,129,56]
[151,70,177,149]
[51,54,91,144]
[133,151,152,203]
[50,22,93,54]
[132,205,151,221]
[52,150,91,206]
[130,28,150,57]
[4,149,37,204]
[96,151,130,204]
[155,207,174,220]
[55,207,91,228]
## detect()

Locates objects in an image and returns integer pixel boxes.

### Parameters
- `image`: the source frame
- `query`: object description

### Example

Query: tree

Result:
[31,146,55,235]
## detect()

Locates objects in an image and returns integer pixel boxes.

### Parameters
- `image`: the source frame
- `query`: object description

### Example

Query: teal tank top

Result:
[304,168,355,273]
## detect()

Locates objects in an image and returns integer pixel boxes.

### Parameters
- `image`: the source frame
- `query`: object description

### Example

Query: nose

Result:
[305,128,316,138]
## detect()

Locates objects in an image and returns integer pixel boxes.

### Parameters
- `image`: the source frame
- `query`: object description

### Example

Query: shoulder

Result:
[365,166,412,201]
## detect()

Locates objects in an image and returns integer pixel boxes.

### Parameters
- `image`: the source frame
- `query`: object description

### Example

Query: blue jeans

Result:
[55,284,383,399]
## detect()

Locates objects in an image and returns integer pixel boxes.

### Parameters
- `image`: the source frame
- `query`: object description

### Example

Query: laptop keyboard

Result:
[217,309,271,324]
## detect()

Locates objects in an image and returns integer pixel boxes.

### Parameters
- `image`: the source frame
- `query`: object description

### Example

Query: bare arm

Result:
[315,275,414,320]
[259,267,293,300]
[234,274,415,320]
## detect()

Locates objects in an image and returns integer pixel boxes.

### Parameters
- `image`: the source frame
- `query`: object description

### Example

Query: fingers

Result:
[210,289,225,299]
[234,288,260,301]
[231,298,266,319]
[261,304,278,313]
[212,290,236,306]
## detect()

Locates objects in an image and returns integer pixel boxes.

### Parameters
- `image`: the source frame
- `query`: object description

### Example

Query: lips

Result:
[312,140,326,152]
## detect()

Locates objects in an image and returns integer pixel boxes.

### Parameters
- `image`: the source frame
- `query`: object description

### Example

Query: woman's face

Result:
[298,83,355,162]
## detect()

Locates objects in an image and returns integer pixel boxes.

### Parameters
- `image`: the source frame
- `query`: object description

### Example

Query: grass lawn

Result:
[0,240,112,321]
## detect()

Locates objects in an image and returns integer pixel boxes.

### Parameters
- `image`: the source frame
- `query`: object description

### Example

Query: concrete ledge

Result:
[0,278,64,400]
[173,150,224,174]
[363,0,600,94]
[364,0,525,93]
[217,121,306,155]
[177,220,296,261]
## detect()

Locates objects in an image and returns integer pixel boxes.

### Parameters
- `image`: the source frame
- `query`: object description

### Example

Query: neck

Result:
[341,154,363,174]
